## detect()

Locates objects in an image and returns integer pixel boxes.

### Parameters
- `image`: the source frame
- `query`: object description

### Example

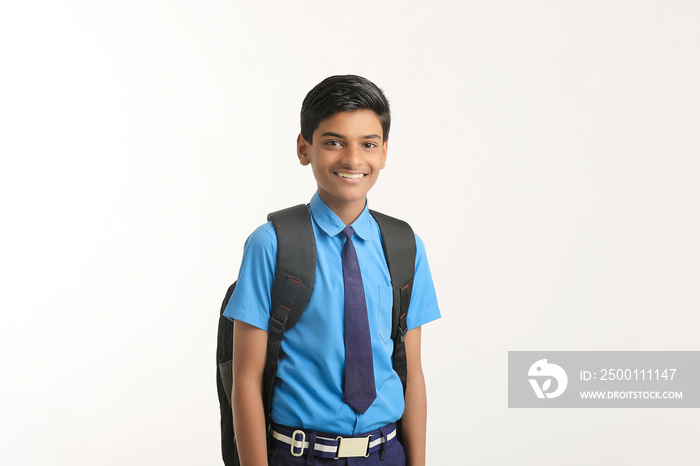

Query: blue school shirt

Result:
[224,192,441,435]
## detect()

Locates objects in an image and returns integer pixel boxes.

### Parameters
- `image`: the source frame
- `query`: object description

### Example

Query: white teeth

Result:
[337,172,365,179]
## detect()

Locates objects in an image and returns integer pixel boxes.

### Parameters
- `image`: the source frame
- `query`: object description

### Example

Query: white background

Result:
[1,1,699,464]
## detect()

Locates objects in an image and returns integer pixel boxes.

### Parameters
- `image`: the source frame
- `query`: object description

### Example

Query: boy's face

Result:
[297,109,387,216]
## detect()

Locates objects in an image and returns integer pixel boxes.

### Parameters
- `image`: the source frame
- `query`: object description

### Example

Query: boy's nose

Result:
[341,145,362,166]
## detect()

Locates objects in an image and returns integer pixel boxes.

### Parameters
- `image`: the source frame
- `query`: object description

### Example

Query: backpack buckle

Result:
[398,312,408,342]
[269,313,287,335]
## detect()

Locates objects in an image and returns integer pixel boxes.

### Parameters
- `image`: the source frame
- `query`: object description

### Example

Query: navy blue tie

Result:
[341,226,376,414]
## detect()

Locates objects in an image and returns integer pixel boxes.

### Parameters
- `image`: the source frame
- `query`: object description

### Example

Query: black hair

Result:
[300,75,391,144]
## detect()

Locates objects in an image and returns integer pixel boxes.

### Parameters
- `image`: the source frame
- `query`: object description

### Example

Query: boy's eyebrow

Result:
[320,132,346,139]
[320,131,382,140]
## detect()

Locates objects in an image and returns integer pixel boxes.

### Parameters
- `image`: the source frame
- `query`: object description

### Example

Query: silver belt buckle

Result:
[335,434,372,458]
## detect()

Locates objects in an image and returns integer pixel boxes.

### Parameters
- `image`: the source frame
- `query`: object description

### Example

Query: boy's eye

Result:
[362,142,377,149]
[324,140,342,147]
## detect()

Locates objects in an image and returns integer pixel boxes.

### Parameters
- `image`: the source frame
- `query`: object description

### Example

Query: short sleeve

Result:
[223,222,278,331]
[405,233,441,330]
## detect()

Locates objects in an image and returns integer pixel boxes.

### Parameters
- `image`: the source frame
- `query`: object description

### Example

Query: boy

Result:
[225,75,440,465]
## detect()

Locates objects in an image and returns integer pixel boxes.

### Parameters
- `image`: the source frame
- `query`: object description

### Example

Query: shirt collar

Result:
[309,191,372,241]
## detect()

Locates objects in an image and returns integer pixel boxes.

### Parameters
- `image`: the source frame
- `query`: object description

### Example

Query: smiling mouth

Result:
[335,172,367,179]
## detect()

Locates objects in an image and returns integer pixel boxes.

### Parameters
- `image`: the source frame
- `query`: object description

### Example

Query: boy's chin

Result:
[318,188,370,207]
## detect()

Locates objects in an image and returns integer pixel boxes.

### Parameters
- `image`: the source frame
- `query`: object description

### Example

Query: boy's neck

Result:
[318,191,366,226]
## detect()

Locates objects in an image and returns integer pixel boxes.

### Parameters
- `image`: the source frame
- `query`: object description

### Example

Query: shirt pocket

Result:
[376,285,394,344]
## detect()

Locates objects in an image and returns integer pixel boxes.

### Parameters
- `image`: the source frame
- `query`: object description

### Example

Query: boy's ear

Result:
[297,133,311,166]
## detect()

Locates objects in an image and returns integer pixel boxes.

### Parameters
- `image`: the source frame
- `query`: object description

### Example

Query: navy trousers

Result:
[267,435,406,466]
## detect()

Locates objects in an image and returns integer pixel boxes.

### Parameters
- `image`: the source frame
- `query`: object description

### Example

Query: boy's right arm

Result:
[232,320,269,466]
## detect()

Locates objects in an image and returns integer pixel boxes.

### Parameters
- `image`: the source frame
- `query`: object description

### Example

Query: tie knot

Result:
[342,226,355,239]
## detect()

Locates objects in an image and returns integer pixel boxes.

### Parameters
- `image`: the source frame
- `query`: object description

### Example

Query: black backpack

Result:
[216,205,416,465]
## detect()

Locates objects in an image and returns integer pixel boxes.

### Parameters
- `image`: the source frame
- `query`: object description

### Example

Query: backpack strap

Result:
[369,209,415,394]
[263,204,316,420]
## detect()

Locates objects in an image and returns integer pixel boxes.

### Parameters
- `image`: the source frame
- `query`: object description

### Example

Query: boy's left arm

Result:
[401,326,427,466]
